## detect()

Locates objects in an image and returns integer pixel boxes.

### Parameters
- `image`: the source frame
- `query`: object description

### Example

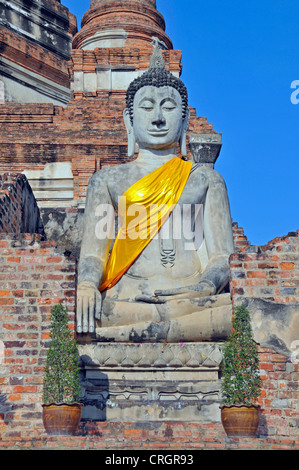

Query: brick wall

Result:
[258,348,299,439]
[0,234,298,449]
[232,222,251,252]
[0,173,43,236]
[0,215,298,448]
[0,233,76,439]
[230,229,299,303]
[1,423,297,450]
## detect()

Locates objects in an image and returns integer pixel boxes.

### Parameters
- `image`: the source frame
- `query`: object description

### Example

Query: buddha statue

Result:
[76,46,235,342]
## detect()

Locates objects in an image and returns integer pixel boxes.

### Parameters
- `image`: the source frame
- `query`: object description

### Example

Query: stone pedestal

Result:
[78,342,224,423]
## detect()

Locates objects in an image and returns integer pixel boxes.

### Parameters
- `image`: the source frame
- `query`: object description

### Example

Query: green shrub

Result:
[43,304,81,404]
[221,306,262,405]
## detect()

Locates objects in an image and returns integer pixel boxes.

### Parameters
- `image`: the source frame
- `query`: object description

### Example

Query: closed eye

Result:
[162,105,176,111]
[161,99,177,111]
[139,99,154,111]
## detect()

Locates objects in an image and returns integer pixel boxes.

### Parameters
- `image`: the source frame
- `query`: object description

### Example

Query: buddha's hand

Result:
[76,281,102,333]
[135,280,216,304]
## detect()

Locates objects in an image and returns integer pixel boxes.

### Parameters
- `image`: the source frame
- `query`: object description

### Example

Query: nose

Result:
[152,106,166,126]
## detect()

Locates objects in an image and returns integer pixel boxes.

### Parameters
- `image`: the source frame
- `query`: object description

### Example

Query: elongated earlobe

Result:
[180,108,190,157]
[123,108,136,158]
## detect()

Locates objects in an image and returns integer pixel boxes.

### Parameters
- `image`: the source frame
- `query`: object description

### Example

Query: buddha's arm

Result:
[77,172,114,333]
[145,170,234,303]
[198,170,235,293]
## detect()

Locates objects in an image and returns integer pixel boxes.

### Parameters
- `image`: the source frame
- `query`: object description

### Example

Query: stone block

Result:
[189,133,222,166]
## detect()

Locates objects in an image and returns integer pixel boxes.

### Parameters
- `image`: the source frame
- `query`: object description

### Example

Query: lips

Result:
[148,129,169,136]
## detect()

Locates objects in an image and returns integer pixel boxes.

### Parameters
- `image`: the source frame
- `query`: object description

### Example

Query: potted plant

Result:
[42,303,82,436]
[220,305,262,437]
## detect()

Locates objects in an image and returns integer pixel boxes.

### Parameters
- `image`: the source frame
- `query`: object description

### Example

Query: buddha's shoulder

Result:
[88,162,134,185]
[191,164,226,185]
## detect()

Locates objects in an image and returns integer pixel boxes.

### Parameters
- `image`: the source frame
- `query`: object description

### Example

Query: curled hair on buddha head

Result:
[126,44,188,124]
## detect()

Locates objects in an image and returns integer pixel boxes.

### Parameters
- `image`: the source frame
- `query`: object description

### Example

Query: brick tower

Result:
[0,0,221,256]
[69,0,182,97]
[0,0,77,104]
[72,0,172,50]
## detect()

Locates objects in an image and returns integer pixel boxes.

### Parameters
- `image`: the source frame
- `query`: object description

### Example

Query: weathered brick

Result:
[0,290,11,296]
[46,257,63,263]
[247,270,267,279]
[280,262,295,270]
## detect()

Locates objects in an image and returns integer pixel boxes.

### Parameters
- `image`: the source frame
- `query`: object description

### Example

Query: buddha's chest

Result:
[108,168,209,209]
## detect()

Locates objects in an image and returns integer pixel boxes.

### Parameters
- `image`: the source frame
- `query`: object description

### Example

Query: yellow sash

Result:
[99,157,192,291]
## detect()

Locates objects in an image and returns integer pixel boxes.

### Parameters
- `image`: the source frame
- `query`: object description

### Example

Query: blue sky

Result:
[63,0,298,246]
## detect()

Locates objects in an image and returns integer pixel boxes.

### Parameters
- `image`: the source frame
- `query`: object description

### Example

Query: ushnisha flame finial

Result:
[148,39,167,70]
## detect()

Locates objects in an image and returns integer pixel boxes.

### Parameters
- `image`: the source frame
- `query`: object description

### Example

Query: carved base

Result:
[79,342,224,422]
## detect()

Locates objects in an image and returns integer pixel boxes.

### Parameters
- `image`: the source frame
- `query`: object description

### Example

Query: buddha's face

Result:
[132,86,183,150]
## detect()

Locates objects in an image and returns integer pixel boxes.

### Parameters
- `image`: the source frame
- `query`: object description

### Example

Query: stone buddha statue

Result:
[76,46,235,342]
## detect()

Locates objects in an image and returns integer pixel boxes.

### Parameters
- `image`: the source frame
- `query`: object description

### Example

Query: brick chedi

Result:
[72,0,173,50]
[0,0,77,105]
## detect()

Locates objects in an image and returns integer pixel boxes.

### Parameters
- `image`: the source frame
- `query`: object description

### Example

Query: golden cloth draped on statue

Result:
[100,157,193,291]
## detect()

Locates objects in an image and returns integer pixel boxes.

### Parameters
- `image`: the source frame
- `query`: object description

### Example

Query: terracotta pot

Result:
[220,404,261,438]
[42,403,83,436]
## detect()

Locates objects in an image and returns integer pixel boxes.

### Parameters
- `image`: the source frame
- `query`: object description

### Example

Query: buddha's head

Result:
[124,46,190,157]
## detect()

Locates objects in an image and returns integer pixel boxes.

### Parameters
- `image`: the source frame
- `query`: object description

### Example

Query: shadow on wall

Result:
[258,412,270,438]
[0,393,14,428]
[79,358,109,432]
[21,177,45,236]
